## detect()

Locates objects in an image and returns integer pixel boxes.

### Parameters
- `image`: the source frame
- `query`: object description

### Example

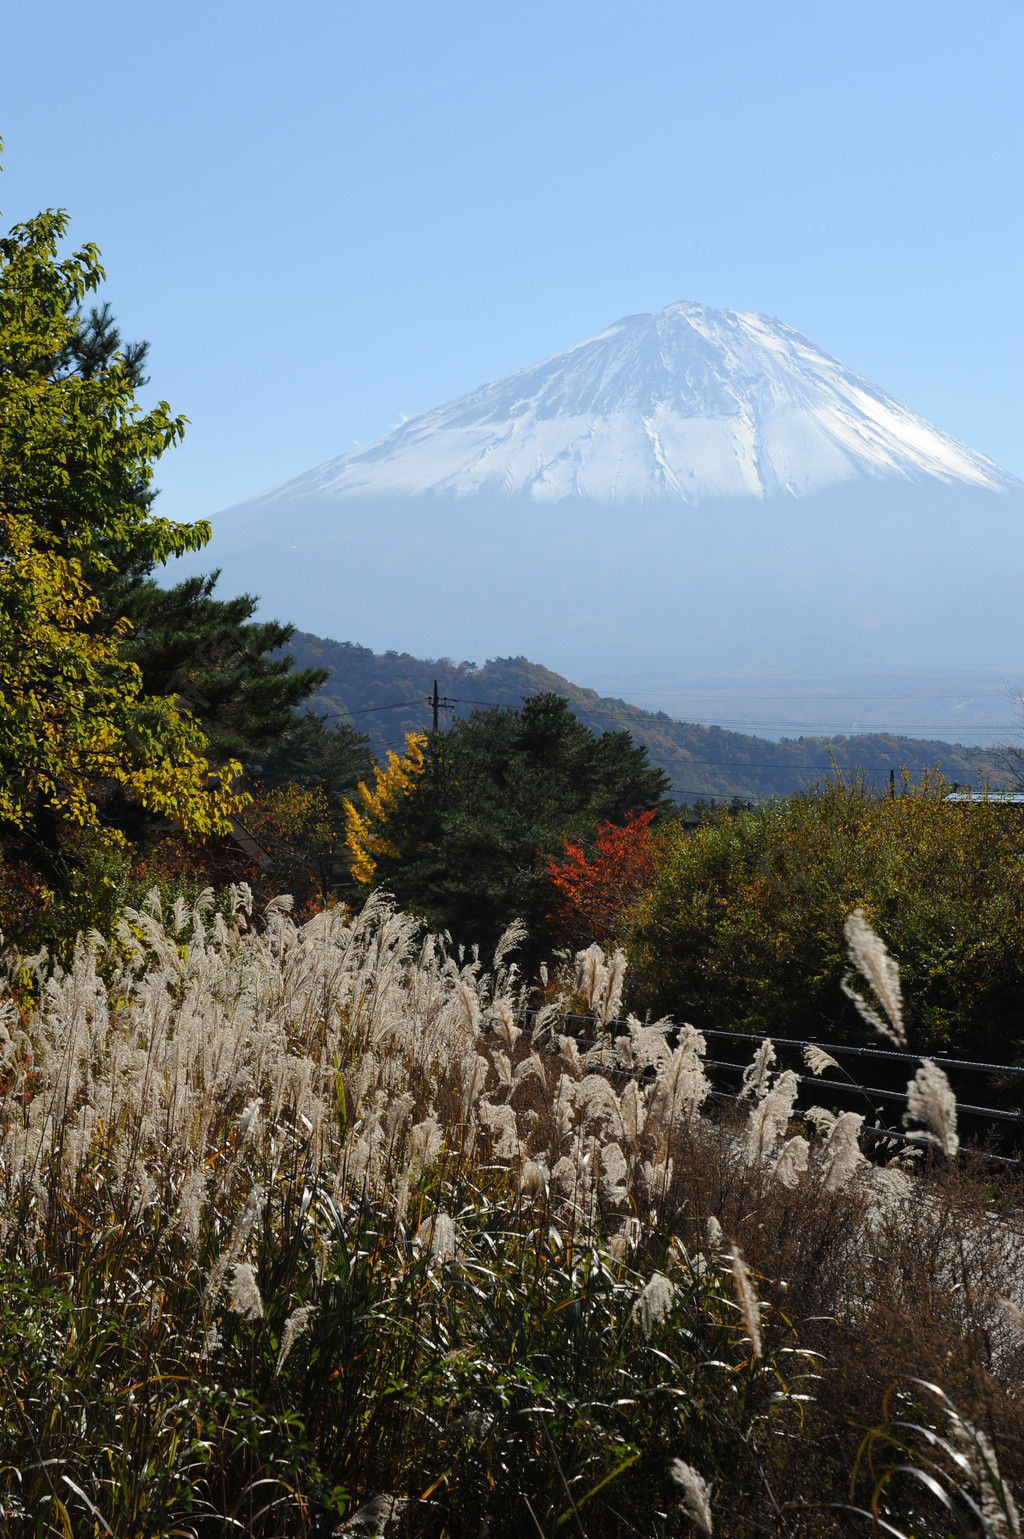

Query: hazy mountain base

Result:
[284,632,1005,803]
[580,667,1019,745]
[184,479,1024,691]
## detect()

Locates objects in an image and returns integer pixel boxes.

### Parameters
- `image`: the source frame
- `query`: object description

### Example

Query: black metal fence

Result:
[519,1011,1024,1169]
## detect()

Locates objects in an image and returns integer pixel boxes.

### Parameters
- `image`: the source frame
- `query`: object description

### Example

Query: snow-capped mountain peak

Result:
[241,302,1017,507]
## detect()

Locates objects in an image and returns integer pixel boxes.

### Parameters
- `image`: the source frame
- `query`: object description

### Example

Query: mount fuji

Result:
[181,303,1023,705]
[237,302,1017,510]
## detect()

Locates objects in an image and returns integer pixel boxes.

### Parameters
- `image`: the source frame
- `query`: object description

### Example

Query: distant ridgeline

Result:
[284,632,1004,803]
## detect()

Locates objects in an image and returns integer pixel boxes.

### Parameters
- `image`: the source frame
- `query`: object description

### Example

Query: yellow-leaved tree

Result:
[344,733,426,886]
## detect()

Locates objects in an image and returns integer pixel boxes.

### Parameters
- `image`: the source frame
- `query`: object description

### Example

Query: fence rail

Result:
[517,1010,1024,1168]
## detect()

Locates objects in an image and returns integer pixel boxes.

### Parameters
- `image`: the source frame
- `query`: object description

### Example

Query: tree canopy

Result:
[0,198,246,897]
[544,808,657,951]
[625,776,1024,1060]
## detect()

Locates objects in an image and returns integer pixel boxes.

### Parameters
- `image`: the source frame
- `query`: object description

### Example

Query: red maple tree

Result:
[544,809,657,948]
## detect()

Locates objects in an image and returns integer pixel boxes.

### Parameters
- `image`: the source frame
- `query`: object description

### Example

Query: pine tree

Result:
[114,571,330,765]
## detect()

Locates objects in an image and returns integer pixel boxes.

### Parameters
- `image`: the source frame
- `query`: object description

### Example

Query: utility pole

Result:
[427,680,455,731]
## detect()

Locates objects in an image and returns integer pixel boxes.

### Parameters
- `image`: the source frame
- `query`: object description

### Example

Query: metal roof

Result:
[944,789,1024,803]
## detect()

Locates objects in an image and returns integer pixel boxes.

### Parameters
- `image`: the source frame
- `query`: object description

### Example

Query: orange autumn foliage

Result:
[545,809,657,948]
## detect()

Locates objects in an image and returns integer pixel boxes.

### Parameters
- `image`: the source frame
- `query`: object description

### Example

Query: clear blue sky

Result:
[2,0,1021,525]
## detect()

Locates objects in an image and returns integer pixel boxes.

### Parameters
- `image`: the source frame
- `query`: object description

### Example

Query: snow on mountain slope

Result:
[237,302,1017,508]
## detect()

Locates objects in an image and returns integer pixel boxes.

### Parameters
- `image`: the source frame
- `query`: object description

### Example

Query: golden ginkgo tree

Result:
[344,732,427,886]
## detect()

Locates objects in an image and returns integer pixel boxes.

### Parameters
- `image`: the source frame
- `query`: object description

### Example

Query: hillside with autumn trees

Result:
[286,631,1007,803]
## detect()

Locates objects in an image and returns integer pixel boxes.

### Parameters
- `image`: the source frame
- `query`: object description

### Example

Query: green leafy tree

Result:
[359,693,670,961]
[254,710,374,811]
[0,190,246,917]
[131,713,377,917]
[625,775,1024,1060]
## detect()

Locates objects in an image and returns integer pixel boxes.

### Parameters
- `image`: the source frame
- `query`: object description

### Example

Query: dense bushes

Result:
[626,777,1024,1061]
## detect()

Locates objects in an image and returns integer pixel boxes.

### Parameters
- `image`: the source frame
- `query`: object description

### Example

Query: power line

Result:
[319,699,1011,733]
[320,698,423,718]
[671,720,1013,732]
[317,694,502,720]
[621,690,1008,703]
[656,757,986,772]
[317,690,1011,755]
[669,790,754,801]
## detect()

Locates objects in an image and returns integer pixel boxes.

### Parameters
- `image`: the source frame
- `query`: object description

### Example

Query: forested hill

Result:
[286,632,1003,802]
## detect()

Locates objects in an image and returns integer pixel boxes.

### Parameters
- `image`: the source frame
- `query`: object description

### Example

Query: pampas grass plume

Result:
[842,908,907,1049]
[633,1272,676,1339]
[228,1262,264,1320]
[803,1044,839,1076]
[904,1060,959,1157]
[743,1069,798,1163]
[276,1304,317,1375]
[738,1039,776,1101]
[772,1135,810,1189]
[670,1459,714,1536]
[821,1112,866,1191]
[728,1244,762,1362]
[417,1211,458,1262]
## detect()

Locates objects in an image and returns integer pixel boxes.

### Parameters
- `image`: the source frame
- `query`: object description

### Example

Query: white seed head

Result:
[739,1039,776,1101]
[743,1070,798,1163]
[417,1211,458,1262]
[842,909,907,1048]
[228,1262,264,1321]
[804,1105,838,1137]
[820,1112,867,1191]
[276,1304,317,1374]
[728,1244,763,1362]
[520,1158,549,1199]
[803,1044,839,1076]
[669,1459,714,1536]
[772,1135,810,1189]
[633,1271,676,1339]
[340,1495,410,1534]
[477,1100,521,1160]
[237,1097,263,1142]
[904,1059,959,1158]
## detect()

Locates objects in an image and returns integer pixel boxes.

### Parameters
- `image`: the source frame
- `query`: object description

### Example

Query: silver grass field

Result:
[0,890,1021,1537]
